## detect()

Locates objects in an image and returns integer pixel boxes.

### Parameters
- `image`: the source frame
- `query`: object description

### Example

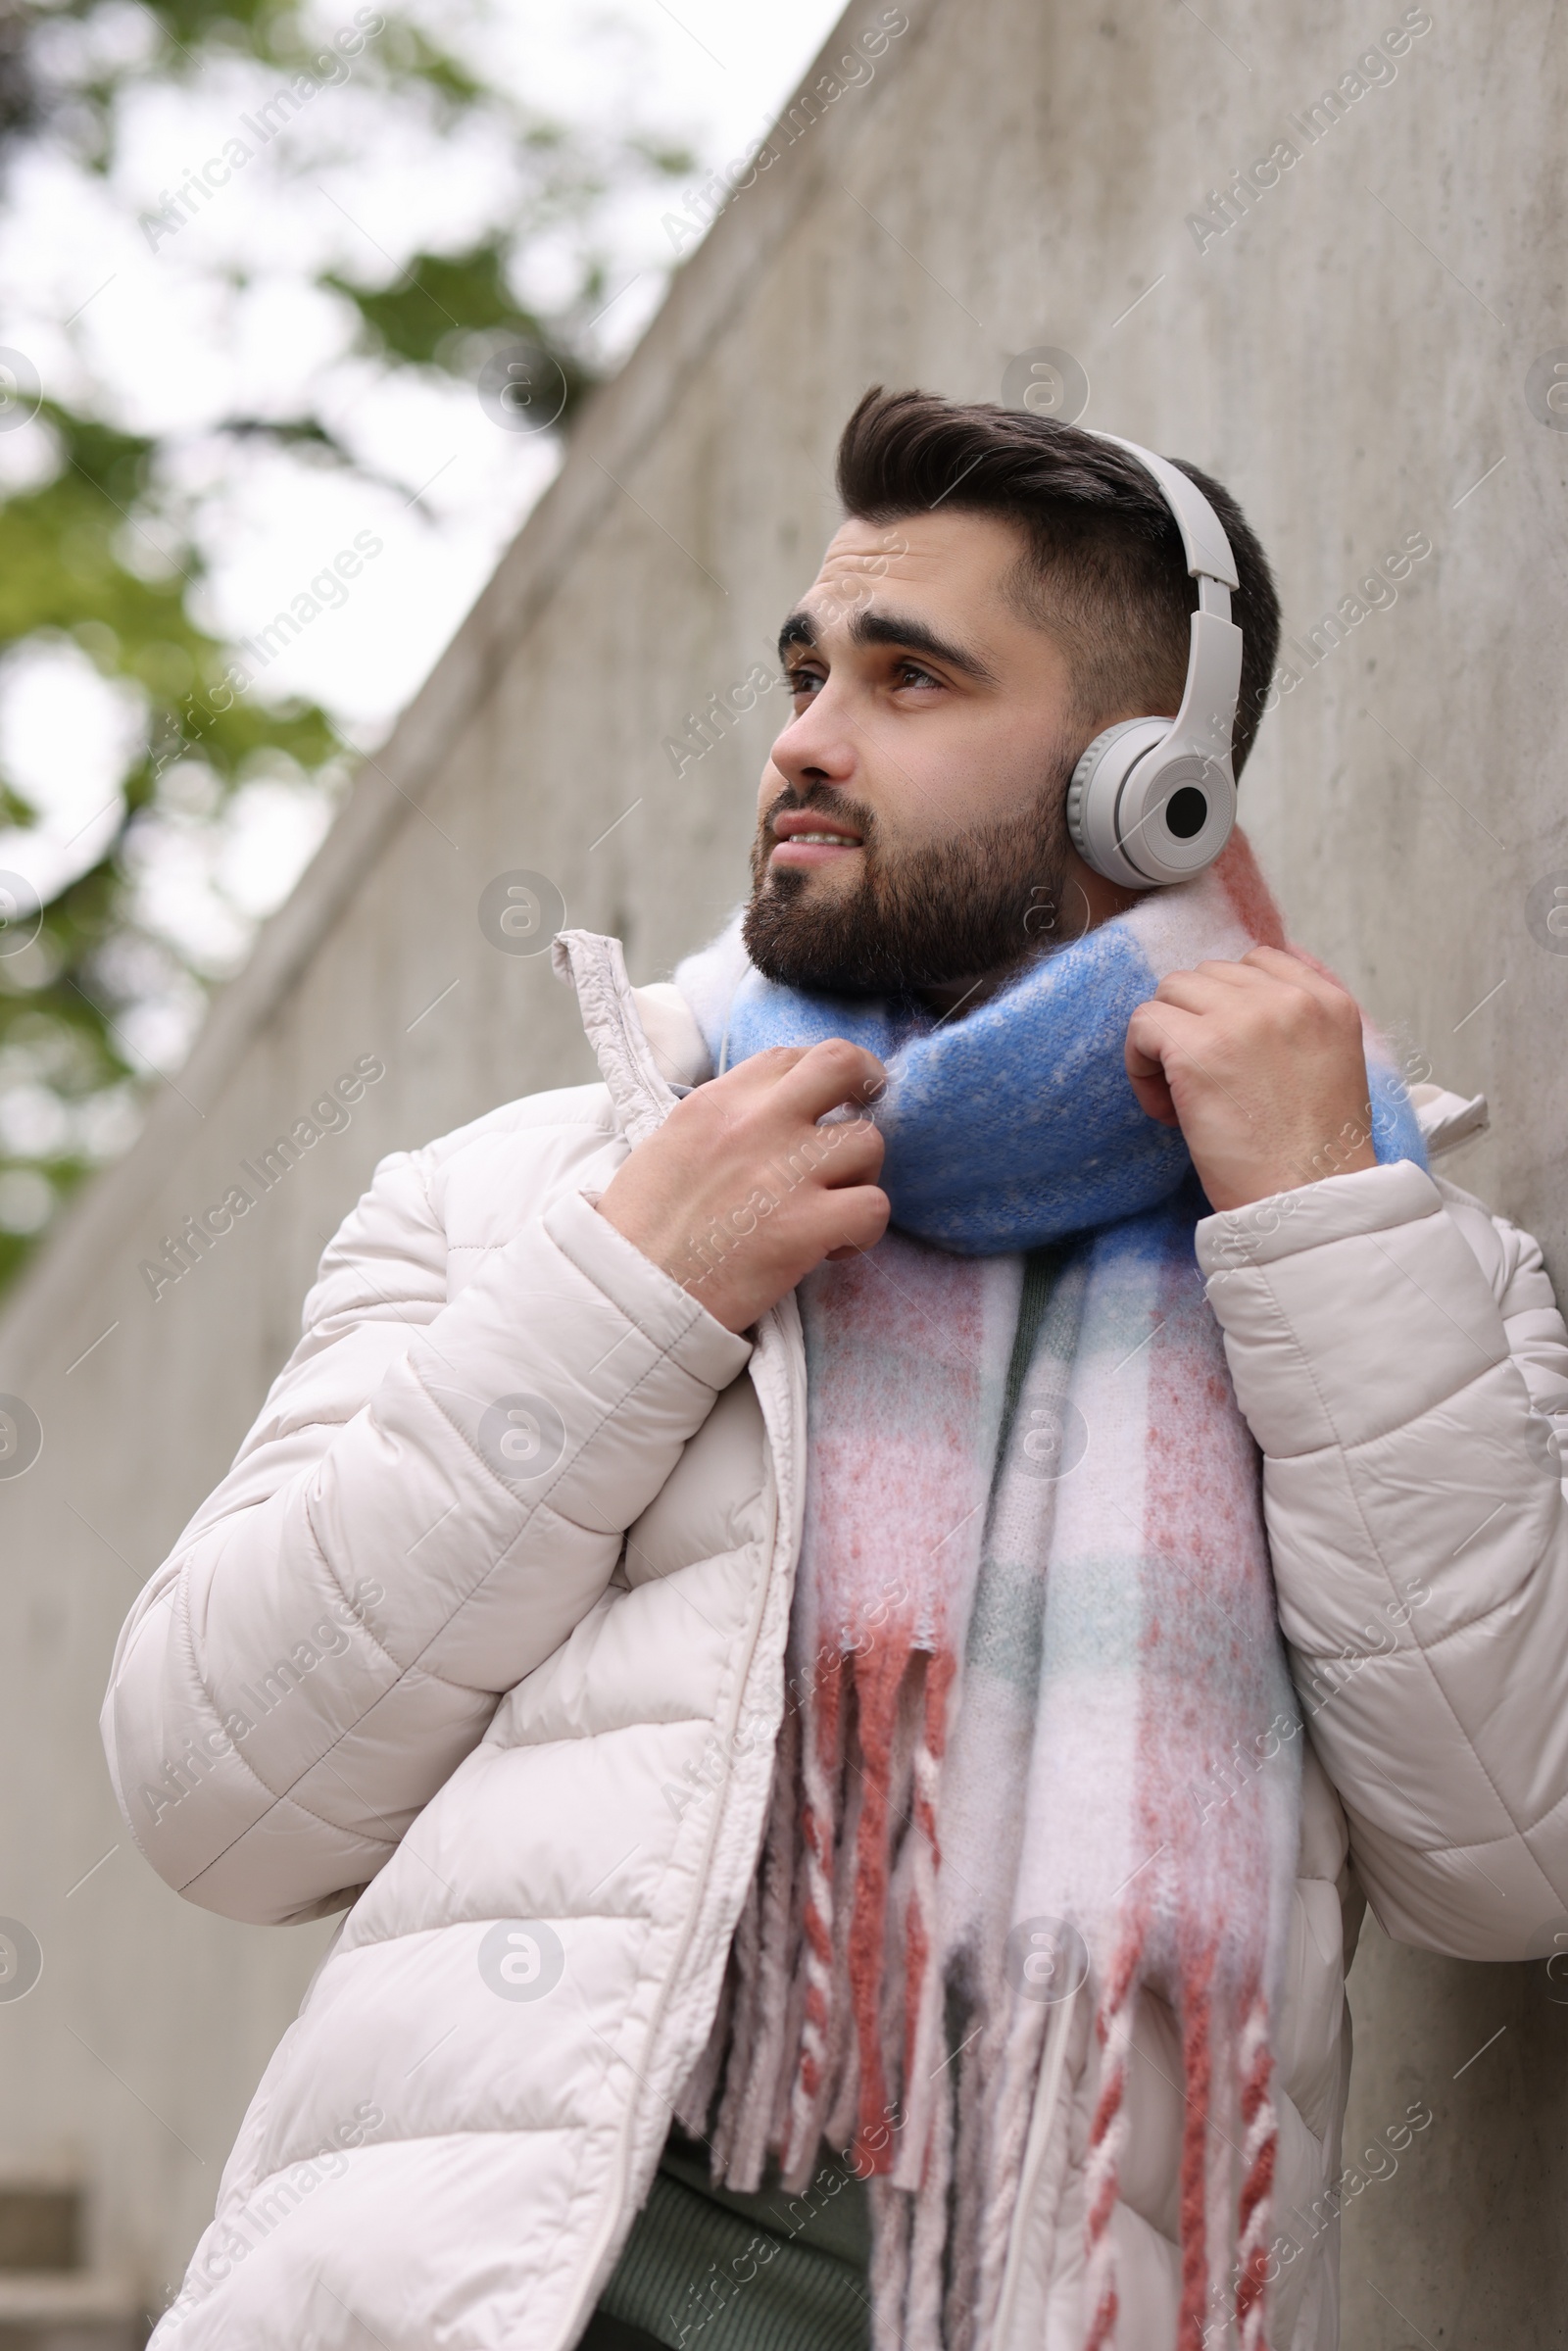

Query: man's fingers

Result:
[819,1185,892,1257]
[1152,968,1244,1016]
[1189,948,1331,996]
[1124,1001,1186,1127]
[719,1044,814,1100]
[602,1035,893,1332]
[773,1036,888,1121]
[811,1116,886,1188]
[1125,1066,1180,1128]
[1182,957,1274,992]
[1241,944,1362,1017]
[1152,958,1294,1012]
[1125,998,1205,1077]
[1153,954,1363,1043]
[1125,1026,1163,1083]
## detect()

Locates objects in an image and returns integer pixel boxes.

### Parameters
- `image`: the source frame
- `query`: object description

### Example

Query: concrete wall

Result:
[2,0,1564,2332]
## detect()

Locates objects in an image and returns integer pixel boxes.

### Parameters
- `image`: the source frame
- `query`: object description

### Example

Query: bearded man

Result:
[106,391,1568,2351]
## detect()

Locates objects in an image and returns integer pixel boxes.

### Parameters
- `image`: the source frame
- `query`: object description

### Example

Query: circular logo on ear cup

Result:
[1118,750,1235,885]
[1165,785,1208,840]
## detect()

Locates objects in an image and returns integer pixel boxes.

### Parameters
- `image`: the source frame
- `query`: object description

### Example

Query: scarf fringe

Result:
[944,1954,993,2351]
[966,1978,1044,2339]
[910,2063,956,2351]
[1175,1942,1217,2351]
[844,1633,910,2160]
[1236,1989,1278,2351]
[891,1653,950,2191]
[711,1697,800,2189]
[1082,1931,1143,2351]
[712,1589,1291,2351]
[782,1652,846,2180]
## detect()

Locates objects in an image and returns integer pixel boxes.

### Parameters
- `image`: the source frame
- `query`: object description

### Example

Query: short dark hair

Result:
[834,388,1280,777]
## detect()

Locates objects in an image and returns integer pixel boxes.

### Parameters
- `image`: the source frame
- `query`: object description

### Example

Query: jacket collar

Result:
[553,928,691,1146]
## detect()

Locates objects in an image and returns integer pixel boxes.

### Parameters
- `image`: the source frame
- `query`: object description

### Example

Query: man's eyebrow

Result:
[850,608,998,683]
[778,610,816,661]
[775,604,997,684]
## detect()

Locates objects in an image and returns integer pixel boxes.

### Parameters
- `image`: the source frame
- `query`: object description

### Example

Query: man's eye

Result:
[787,667,823,697]
[895,660,941,689]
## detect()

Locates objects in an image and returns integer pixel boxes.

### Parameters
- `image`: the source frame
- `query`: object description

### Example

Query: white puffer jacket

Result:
[104,932,1568,2351]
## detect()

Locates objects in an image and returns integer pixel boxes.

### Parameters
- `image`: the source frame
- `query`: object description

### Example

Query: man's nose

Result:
[769,694,858,793]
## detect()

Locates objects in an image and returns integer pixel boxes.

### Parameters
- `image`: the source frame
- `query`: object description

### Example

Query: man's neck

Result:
[916,854,1143,1020]
[918,964,1029,1020]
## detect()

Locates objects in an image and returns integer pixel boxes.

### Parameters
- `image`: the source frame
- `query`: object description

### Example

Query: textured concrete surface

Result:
[1,0,1564,2328]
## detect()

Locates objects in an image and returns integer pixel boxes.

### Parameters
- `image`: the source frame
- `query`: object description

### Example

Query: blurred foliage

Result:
[0,0,695,1291]
[0,396,338,1286]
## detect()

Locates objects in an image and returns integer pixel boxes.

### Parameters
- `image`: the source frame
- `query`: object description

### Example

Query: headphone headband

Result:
[1092,432,1240,590]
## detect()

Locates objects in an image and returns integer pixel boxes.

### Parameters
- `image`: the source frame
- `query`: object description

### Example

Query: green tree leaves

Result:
[0,0,694,1288]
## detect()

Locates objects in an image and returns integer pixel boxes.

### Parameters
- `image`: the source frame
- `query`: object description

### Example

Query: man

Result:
[106,392,1568,2351]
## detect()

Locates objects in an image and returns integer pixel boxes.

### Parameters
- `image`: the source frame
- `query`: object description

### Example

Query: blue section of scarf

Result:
[674,912,1427,1255]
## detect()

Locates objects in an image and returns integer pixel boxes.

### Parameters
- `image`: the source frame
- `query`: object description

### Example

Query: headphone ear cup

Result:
[1113,748,1236,886]
[1067,717,1237,889]
[1066,718,1170,888]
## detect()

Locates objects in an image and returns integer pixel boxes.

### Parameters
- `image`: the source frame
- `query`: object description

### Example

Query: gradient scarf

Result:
[671,839,1424,2351]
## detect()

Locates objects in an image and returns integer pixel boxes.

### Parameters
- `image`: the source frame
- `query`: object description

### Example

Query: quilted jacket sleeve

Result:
[101,1139,752,1925]
[1197,1160,1568,1960]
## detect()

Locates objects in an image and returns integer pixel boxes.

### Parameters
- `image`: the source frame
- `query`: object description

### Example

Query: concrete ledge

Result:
[0,2272,146,2351]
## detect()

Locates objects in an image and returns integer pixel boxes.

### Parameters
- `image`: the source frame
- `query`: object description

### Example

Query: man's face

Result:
[744,509,1138,1001]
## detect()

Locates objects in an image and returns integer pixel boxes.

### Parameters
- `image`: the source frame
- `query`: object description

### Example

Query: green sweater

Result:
[592,2124,871,2351]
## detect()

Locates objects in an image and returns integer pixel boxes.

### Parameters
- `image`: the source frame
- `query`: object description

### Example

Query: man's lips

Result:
[769,808,864,866]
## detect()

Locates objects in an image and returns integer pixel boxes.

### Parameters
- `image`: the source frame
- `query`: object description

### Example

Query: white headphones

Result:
[1064,434,1244,889]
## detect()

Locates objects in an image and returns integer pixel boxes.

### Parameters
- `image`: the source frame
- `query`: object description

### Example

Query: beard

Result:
[743,757,1082,999]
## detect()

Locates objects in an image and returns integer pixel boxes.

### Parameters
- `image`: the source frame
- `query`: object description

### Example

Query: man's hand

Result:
[596,1040,890,1333]
[1123,946,1377,1211]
